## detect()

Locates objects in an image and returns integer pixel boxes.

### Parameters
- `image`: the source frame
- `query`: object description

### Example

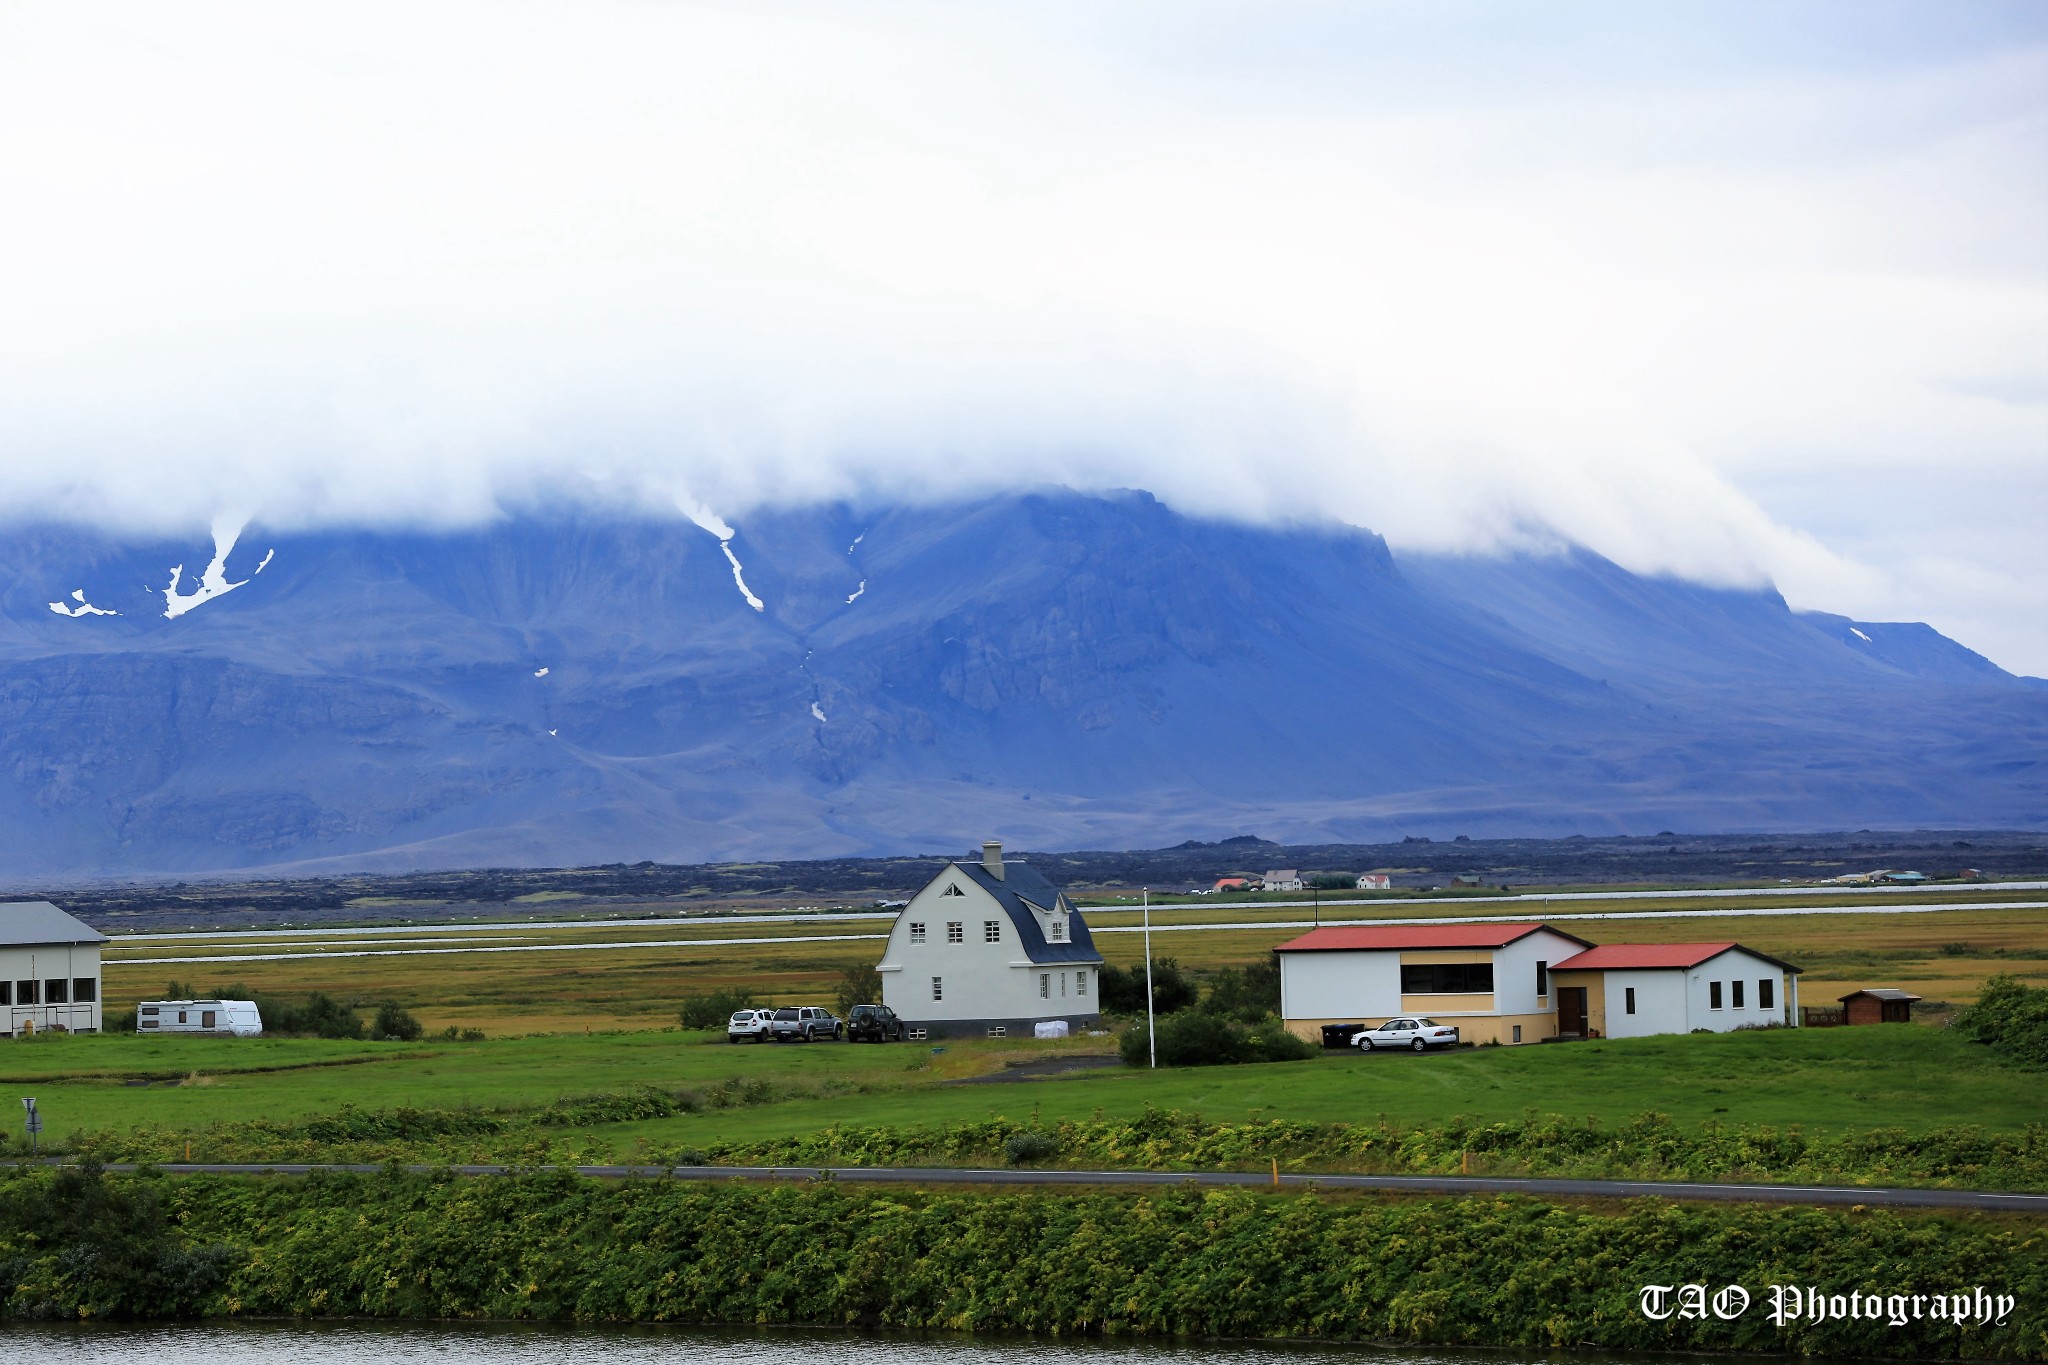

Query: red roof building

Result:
[1275,922,1590,954]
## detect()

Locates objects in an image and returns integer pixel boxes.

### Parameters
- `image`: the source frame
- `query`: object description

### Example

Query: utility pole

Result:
[1143,887,1156,1069]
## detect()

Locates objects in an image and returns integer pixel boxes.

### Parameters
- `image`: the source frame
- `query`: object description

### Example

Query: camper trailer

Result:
[136,999,263,1037]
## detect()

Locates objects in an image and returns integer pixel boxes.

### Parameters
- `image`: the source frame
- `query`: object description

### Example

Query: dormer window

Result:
[1049,919,1068,943]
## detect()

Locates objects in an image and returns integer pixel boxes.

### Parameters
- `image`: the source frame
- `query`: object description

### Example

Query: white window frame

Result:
[932,976,943,1001]
[946,921,964,944]
[909,922,925,944]
[984,920,1002,943]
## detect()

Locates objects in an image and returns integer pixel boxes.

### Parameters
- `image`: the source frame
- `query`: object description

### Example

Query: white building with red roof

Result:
[1273,922,1802,1045]
[1550,942,1802,1040]
[1274,921,1595,1047]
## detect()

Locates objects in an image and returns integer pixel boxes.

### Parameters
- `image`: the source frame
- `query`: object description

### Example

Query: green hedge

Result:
[2,1164,2044,1358]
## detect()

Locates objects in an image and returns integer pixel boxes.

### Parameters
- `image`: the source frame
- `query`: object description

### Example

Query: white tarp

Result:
[1033,1020,1069,1039]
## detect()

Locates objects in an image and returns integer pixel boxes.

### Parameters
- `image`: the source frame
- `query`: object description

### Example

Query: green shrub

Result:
[1097,957,1196,1016]
[677,988,762,1031]
[1002,1130,1058,1165]
[1119,1010,1309,1066]
[1199,957,1282,1023]
[371,1003,423,1042]
[1951,974,2048,1069]
[833,964,884,1020]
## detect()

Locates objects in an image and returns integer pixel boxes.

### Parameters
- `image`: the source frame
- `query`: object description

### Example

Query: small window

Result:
[1075,970,1088,996]
[906,1027,928,1041]
[946,922,964,944]
[1512,1024,1522,1043]
[1732,980,1745,1009]
[178,1010,189,1023]
[141,1019,158,1029]
[1060,973,1067,997]
[72,979,96,1003]
[1625,987,1636,1015]
[984,920,1002,943]
[45,980,68,1005]
[909,922,926,943]
[1039,973,1050,999]
[140,1004,158,1016]
[1709,981,1723,1010]
[932,976,944,1001]
[986,1025,1006,1038]
[16,980,37,1006]
[1049,919,1067,942]
[942,884,964,897]
[1759,978,1775,1010]
[201,1010,217,1028]
[1535,961,1548,997]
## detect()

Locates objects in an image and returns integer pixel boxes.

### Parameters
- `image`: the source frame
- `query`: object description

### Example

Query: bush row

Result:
[2,1163,2043,1359]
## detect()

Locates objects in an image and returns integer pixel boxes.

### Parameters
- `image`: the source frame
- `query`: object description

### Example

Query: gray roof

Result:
[952,860,1103,965]
[0,901,109,946]
[1839,987,1923,1003]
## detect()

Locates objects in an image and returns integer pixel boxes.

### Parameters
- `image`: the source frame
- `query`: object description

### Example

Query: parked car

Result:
[1353,1017,1460,1052]
[845,1003,904,1043]
[769,1006,842,1042]
[726,1008,775,1043]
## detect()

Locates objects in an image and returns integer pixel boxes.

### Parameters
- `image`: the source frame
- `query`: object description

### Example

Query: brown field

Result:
[99,888,2048,1036]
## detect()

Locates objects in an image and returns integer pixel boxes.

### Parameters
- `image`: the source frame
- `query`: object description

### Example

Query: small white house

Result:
[1549,942,1801,1037]
[876,840,1104,1039]
[136,1000,264,1037]
[1355,874,1392,890]
[1263,869,1304,892]
[1,901,107,1036]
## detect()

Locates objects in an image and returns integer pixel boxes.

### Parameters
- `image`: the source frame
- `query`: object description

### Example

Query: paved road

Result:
[51,1161,2048,1212]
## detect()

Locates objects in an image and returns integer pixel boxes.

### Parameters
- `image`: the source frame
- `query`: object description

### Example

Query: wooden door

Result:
[1558,987,1588,1037]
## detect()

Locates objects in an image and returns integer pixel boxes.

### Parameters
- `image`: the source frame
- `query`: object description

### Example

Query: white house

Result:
[1275,921,1595,1046]
[1355,874,1392,890]
[1549,942,1802,1038]
[1263,869,1304,892]
[876,841,1104,1039]
[2,901,107,1036]
[1274,922,1804,1044]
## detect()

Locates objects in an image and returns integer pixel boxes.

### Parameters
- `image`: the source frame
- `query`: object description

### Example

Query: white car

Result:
[1354,1016,1460,1052]
[726,1008,775,1043]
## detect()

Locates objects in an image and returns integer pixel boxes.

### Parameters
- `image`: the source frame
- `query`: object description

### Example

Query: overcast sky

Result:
[3,1,2044,671]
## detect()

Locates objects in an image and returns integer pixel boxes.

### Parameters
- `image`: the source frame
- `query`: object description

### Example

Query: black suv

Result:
[845,1003,904,1043]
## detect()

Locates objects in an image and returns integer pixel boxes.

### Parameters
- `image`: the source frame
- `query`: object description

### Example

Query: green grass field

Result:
[5,1015,2040,1158]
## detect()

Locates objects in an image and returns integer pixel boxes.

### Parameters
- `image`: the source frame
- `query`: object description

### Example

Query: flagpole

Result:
[1143,887,1156,1069]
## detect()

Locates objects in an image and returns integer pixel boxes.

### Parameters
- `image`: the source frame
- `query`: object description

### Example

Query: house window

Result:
[946,922,964,944]
[0,981,10,1006]
[932,976,944,1001]
[909,922,926,943]
[1399,963,1494,994]
[1709,981,1724,1010]
[1076,971,1088,996]
[984,920,1002,943]
[1535,961,1548,997]
[44,980,68,1005]
[942,884,964,896]
[1732,980,1745,1009]
[1512,1024,1522,1043]
[1759,978,1775,1010]
[1040,973,1050,999]
[72,979,96,1003]
[16,981,37,1005]
[986,1025,1006,1038]
[1049,919,1068,943]
[1060,973,1067,997]
[1625,987,1636,1015]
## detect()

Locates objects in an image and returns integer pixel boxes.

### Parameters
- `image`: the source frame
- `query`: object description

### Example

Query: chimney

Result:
[982,839,1004,880]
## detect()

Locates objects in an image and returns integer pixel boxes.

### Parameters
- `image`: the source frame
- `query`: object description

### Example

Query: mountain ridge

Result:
[2,488,2041,877]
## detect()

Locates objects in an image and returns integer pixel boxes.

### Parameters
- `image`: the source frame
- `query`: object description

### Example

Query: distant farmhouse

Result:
[875,841,1104,1039]
[2,901,107,1035]
[1263,869,1304,892]
[1354,874,1392,890]
[1274,921,1802,1045]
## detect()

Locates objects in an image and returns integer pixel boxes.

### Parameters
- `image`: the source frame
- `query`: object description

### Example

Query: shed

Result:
[1839,988,1920,1025]
[2,901,108,1036]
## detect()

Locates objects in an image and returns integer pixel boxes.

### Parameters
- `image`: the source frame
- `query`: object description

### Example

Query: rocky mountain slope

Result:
[2,489,2041,877]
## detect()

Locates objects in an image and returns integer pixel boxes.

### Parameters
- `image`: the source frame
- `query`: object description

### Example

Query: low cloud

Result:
[2,2,2043,668]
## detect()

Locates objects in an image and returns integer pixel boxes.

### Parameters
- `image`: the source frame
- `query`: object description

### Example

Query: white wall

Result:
[1601,969,1690,1039]
[876,865,1099,1022]
[1,942,102,1034]
[1278,950,1400,1019]
[1685,951,1788,1032]
[1495,930,1588,1016]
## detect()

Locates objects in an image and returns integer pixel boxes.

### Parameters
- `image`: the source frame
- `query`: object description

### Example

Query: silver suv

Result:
[768,1006,841,1042]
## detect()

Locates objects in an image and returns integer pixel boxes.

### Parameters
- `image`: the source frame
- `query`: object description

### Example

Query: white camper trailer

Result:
[136,999,263,1037]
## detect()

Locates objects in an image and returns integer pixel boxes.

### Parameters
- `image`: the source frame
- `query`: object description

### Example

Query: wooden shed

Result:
[1839,988,1921,1025]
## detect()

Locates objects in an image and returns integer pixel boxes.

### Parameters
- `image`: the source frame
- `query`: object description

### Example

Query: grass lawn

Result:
[5,1017,2040,1158]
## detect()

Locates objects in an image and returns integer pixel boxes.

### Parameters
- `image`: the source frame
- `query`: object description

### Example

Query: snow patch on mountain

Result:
[680,499,764,612]
[163,519,272,619]
[846,580,866,604]
[810,702,828,723]
[533,667,550,677]
[1852,627,1872,643]
[48,589,118,618]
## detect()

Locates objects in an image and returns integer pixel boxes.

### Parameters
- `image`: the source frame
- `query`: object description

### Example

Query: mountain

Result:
[1,489,2042,879]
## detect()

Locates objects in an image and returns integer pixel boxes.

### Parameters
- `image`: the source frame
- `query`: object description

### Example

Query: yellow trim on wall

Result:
[1551,970,1607,1036]
[1398,950,1494,965]
[1401,992,1494,1013]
